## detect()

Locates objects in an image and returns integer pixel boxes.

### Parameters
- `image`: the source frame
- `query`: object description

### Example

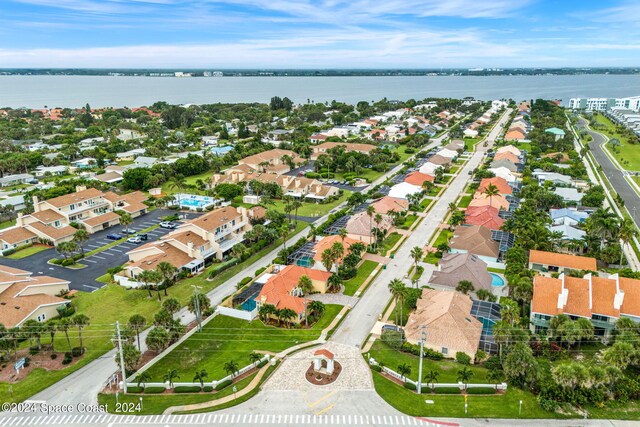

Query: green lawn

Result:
[517,142,532,152]
[0,221,307,404]
[369,340,490,383]
[270,191,350,218]
[342,260,379,296]
[398,214,418,230]
[98,369,259,415]
[458,195,472,208]
[593,114,640,171]
[6,244,51,259]
[380,232,402,256]
[372,372,553,419]
[419,199,433,211]
[431,229,452,247]
[141,307,340,382]
[423,252,440,265]
[449,166,460,174]
[427,186,441,197]
[161,170,214,195]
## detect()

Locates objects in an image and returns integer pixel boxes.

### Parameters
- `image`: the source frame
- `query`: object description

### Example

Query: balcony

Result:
[214,220,246,241]
[66,199,109,214]
[219,238,240,253]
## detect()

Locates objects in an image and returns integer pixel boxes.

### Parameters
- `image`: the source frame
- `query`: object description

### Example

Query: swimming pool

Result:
[175,194,215,210]
[490,273,505,287]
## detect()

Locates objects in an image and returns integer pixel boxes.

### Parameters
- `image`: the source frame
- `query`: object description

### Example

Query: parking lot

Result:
[0,208,201,292]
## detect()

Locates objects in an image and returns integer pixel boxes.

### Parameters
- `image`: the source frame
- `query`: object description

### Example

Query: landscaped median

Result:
[5,243,51,259]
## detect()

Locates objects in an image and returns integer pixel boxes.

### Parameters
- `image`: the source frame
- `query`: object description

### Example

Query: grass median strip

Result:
[85,224,160,257]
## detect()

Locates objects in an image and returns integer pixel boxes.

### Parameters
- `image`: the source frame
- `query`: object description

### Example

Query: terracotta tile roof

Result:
[591,276,619,318]
[257,265,329,314]
[620,277,640,316]
[477,177,512,195]
[529,250,597,271]
[405,289,482,357]
[313,235,360,262]
[127,242,195,271]
[449,225,499,258]
[404,171,435,186]
[468,193,509,210]
[370,196,409,214]
[82,211,120,227]
[494,152,519,164]
[165,230,207,248]
[531,275,563,316]
[464,206,504,230]
[504,129,526,141]
[0,275,70,328]
[314,349,334,359]
[44,188,105,208]
[27,222,76,241]
[190,206,242,233]
[30,209,65,224]
[276,264,332,283]
[562,276,591,318]
[0,227,37,245]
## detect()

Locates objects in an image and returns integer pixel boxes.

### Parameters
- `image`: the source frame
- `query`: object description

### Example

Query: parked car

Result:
[106,233,122,240]
[122,228,136,235]
[159,221,176,229]
[137,233,148,240]
[127,236,142,244]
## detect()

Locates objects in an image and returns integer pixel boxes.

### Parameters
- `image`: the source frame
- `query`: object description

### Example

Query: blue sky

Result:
[1,0,639,68]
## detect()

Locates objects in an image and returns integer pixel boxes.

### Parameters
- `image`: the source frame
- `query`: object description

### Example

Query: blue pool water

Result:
[490,273,505,287]
[210,146,233,156]
[176,194,215,209]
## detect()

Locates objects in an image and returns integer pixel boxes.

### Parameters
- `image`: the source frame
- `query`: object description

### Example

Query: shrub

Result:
[403,382,416,391]
[143,387,166,394]
[255,267,267,277]
[434,387,460,394]
[215,379,232,391]
[51,258,62,265]
[466,387,496,395]
[305,172,321,179]
[238,276,252,287]
[381,329,404,350]
[174,386,203,393]
[50,353,58,360]
[370,364,382,372]
[203,385,213,392]
[61,259,74,267]
[126,386,143,393]
[71,347,83,357]
[29,347,39,356]
[257,359,268,368]
[62,354,72,365]
[455,352,471,365]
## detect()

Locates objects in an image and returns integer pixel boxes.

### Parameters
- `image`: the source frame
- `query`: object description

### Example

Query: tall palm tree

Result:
[128,314,146,351]
[163,369,180,389]
[586,208,619,250]
[321,248,336,272]
[424,370,440,392]
[224,360,239,378]
[388,279,407,326]
[410,247,423,280]
[298,275,313,295]
[617,218,636,265]
[366,205,375,247]
[279,308,297,328]
[193,369,208,391]
[483,183,500,208]
[249,352,262,367]
[258,304,276,323]
[374,214,383,250]
[72,314,90,353]
[457,367,473,391]
[43,321,57,352]
[72,229,89,255]
[138,270,154,298]
[157,262,178,296]
[162,298,180,315]
[397,363,411,381]
[136,371,151,390]
[119,213,133,234]
[487,369,505,391]
[168,176,187,205]
[327,274,342,293]
[57,317,73,352]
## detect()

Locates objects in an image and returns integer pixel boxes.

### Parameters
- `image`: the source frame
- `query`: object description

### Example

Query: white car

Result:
[127,236,142,244]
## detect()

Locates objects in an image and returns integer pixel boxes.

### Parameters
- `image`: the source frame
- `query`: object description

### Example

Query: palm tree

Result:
[483,183,500,208]
[72,229,89,255]
[43,321,57,352]
[338,228,347,243]
[575,318,594,349]
[331,241,345,270]
[397,363,411,381]
[128,314,146,351]
[617,218,636,265]
[224,360,240,378]
[410,246,423,287]
[309,300,325,318]
[327,274,342,292]
[136,371,151,390]
[457,366,473,391]
[23,320,43,349]
[321,248,336,272]
[366,205,375,247]
[119,212,133,234]
[72,314,90,353]
[156,262,177,296]
[146,270,164,301]
[552,364,576,391]
[138,270,155,298]
[58,317,73,352]
[258,304,276,323]
[163,369,180,389]
[168,176,187,205]
[558,320,582,350]
[492,320,510,358]
[388,279,406,326]
[373,213,383,250]
[56,241,76,260]
[424,370,440,392]
[585,208,619,250]
[249,352,262,367]
[193,369,208,391]
[298,275,313,295]
[279,308,297,328]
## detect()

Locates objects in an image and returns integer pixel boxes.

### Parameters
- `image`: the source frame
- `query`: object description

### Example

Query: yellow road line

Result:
[315,403,335,416]
[308,390,337,408]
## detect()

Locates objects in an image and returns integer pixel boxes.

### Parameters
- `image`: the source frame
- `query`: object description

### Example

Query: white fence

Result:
[113,275,143,289]
[126,355,270,390]
[370,359,507,391]
[216,305,257,321]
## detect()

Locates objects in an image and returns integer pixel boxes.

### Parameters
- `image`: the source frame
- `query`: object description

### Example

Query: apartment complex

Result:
[116,206,260,286]
[568,96,640,112]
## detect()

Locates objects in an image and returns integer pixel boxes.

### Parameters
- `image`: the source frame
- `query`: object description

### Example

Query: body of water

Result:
[1,74,639,108]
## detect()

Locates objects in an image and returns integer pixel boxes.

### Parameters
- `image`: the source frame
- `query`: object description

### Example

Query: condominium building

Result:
[568,96,640,112]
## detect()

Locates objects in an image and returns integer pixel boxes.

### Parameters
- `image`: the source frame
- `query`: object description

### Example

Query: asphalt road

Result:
[0,209,191,291]
[578,117,640,226]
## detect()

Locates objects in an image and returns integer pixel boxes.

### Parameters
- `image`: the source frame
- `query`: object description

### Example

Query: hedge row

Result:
[142,386,166,394]
[466,387,497,395]
[174,386,203,393]
[215,379,232,391]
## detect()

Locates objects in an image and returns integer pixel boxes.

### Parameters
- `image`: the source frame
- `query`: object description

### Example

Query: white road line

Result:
[93,255,106,260]
[108,248,124,252]
[83,259,97,263]
[101,252,115,256]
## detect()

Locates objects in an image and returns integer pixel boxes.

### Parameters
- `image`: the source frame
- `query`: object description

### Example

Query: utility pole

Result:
[417,325,426,395]
[116,321,128,393]
[192,285,202,332]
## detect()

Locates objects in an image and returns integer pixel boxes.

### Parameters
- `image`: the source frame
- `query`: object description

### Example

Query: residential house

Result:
[436,148,458,160]
[468,193,509,211]
[429,253,494,294]
[93,171,124,184]
[238,149,304,174]
[0,174,34,187]
[532,170,573,186]
[0,266,70,328]
[449,225,502,268]
[493,151,520,164]
[504,128,526,141]
[489,159,518,172]
[404,171,435,187]
[33,166,68,178]
[255,265,332,324]
[404,289,483,360]
[311,235,360,271]
[488,167,518,183]
[477,177,513,196]
[464,206,505,230]
[528,250,597,275]
[425,154,452,167]
[309,134,328,143]
[345,211,393,243]
[550,208,590,226]
[370,196,409,215]
[530,273,640,337]
[545,127,566,141]
[133,156,158,168]
[310,142,376,160]
[547,223,586,249]
[388,182,422,200]
[496,145,522,157]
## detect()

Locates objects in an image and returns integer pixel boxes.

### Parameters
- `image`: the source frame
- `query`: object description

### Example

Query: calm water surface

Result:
[1,74,639,108]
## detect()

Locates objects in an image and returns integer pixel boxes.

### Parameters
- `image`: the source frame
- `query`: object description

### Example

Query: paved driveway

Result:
[0,208,199,292]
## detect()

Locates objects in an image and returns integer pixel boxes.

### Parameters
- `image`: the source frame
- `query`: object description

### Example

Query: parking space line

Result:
[83,259,97,263]
[93,255,107,259]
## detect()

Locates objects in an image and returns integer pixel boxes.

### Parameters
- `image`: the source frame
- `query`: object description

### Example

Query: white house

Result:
[388,182,422,199]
